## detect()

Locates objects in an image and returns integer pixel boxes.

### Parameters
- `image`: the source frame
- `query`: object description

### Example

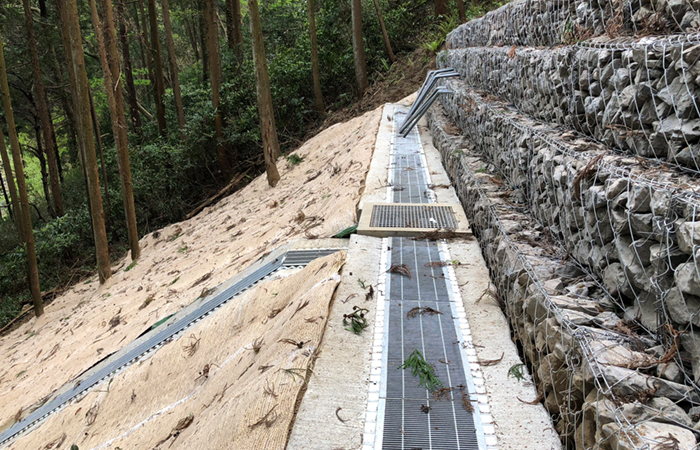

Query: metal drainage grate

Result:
[283,249,342,266]
[369,204,458,229]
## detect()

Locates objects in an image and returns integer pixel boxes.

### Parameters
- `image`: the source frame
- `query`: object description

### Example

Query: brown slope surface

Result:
[8,252,344,450]
[0,106,382,433]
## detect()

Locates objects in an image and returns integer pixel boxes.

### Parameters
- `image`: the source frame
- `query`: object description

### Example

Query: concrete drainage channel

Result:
[0,247,343,448]
[362,105,494,450]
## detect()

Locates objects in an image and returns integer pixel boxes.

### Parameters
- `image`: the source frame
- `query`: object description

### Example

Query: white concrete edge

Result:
[359,104,395,214]
[362,105,493,450]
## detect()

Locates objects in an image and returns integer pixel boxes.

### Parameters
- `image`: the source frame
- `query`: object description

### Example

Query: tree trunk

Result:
[60,0,112,284]
[88,85,111,222]
[248,0,281,187]
[0,130,21,234]
[56,0,95,240]
[434,0,447,19]
[204,0,232,179]
[47,107,63,182]
[224,0,234,49]
[49,43,80,165]
[199,10,209,83]
[307,0,324,114]
[147,0,167,136]
[23,0,64,217]
[456,0,466,22]
[372,0,395,62]
[226,0,243,58]
[137,0,155,101]
[351,0,369,97]
[90,0,141,261]
[0,28,44,316]
[116,0,142,134]
[33,124,54,218]
[205,0,230,176]
[161,0,186,138]
[132,2,148,83]
[184,16,200,62]
[0,168,9,220]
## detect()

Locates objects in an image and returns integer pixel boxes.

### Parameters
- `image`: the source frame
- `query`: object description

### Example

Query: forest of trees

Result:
[0,0,494,327]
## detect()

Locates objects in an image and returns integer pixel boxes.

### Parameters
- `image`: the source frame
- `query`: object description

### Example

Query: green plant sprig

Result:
[399,349,443,392]
[343,306,369,334]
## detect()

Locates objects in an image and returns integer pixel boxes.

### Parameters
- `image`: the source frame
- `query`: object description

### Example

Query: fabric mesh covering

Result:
[6,252,344,450]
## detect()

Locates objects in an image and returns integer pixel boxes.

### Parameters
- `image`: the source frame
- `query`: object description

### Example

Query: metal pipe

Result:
[399,87,452,138]
[400,70,459,134]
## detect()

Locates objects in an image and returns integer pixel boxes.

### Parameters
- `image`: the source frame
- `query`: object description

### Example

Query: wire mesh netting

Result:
[447,0,700,48]
[427,83,700,447]
[439,34,700,173]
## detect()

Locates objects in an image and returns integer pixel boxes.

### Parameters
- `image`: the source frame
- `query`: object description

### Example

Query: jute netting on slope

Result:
[0,106,380,433]
[7,252,344,450]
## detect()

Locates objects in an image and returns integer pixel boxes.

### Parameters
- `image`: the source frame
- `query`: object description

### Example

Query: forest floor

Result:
[0,102,383,448]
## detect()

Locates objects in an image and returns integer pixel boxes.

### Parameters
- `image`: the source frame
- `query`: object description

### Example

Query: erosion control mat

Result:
[0,107,380,433]
[6,252,344,450]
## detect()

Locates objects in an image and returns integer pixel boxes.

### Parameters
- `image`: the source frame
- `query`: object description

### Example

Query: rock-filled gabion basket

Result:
[427,93,700,447]
[439,36,700,172]
[446,0,700,48]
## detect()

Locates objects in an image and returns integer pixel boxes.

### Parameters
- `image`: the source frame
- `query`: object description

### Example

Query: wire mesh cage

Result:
[427,85,700,448]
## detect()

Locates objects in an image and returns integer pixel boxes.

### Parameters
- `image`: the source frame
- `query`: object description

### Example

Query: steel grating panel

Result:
[379,237,479,449]
[283,248,341,266]
[392,154,429,204]
[375,103,480,450]
[382,399,479,450]
[388,238,450,302]
[369,204,458,229]
[0,247,343,447]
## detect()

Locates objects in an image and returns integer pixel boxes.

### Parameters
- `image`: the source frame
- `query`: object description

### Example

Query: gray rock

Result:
[668,0,689,22]
[629,213,653,235]
[665,287,700,327]
[650,244,689,272]
[606,178,629,199]
[603,262,634,298]
[657,76,700,119]
[690,406,700,422]
[682,11,700,30]
[618,84,652,110]
[675,258,700,296]
[683,44,700,64]
[670,144,700,168]
[593,311,622,328]
[623,292,657,330]
[677,221,700,254]
[657,361,684,383]
[588,363,699,402]
[601,421,697,450]
[650,188,672,216]
[681,331,700,382]
[628,184,653,213]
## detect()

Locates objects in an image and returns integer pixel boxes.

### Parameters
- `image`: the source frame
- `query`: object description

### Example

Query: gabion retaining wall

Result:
[439,35,700,172]
[446,0,700,48]
[428,103,699,449]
